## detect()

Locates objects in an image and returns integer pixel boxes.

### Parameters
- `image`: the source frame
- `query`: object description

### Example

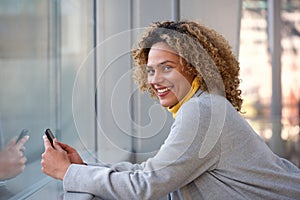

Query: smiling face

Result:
[146,42,195,107]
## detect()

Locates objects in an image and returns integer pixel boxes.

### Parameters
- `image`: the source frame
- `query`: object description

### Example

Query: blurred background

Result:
[0,0,299,199]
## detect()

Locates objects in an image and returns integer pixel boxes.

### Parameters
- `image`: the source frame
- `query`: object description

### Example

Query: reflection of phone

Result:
[17,129,29,143]
[45,128,55,147]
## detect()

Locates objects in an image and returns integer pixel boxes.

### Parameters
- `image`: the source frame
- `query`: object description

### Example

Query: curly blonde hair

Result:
[132,20,243,112]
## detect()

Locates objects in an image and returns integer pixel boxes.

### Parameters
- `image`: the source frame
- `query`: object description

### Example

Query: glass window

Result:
[0,0,95,199]
[0,1,52,198]
[239,0,300,167]
[281,0,300,167]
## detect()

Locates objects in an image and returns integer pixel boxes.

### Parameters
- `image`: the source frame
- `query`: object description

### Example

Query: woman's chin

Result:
[159,99,177,108]
[159,101,169,107]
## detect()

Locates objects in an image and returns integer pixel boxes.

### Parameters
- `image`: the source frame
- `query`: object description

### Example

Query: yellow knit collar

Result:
[167,78,200,118]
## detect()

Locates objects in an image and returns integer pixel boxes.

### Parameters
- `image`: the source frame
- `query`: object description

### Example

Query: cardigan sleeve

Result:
[63,98,221,200]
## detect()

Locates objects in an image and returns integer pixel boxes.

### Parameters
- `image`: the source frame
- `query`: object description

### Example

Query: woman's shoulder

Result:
[183,91,231,111]
[176,93,228,127]
[178,92,238,129]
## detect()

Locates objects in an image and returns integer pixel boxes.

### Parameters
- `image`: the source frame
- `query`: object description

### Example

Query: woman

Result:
[41,20,300,199]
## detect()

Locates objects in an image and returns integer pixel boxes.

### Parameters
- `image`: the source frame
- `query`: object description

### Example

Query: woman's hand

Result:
[41,136,71,180]
[56,141,85,165]
[0,136,29,180]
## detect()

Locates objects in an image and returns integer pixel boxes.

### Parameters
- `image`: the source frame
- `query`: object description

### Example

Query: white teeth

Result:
[157,88,170,93]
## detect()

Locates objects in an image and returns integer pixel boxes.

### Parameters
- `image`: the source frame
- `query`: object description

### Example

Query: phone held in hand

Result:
[16,129,29,143]
[45,128,55,147]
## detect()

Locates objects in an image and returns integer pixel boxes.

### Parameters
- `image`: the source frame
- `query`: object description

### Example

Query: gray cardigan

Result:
[63,91,300,200]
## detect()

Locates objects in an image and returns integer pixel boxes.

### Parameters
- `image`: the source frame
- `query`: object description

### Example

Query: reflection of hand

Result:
[41,136,71,180]
[56,141,85,165]
[0,135,29,180]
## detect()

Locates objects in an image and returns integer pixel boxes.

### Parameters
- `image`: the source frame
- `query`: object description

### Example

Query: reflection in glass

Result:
[0,0,53,198]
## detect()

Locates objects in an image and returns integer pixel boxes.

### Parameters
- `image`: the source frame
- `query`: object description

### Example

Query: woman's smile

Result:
[155,86,173,96]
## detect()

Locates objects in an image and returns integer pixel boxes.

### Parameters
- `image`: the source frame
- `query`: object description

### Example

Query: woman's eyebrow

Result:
[147,60,177,68]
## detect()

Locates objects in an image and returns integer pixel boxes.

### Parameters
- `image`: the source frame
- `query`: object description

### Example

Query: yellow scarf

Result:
[167,77,200,118]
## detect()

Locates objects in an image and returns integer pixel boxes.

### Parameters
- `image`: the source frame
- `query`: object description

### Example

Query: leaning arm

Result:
[63,99,221,199]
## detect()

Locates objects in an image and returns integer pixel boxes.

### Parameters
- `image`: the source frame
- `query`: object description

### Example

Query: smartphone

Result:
[45,128,55,147]
[16,129,29,143]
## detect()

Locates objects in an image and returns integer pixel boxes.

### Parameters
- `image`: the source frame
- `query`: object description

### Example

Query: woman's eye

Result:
[163,66,172,71]
[146,69,155,75]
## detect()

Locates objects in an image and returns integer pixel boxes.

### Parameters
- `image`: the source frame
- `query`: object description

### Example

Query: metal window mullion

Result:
[93,0,99,160]
[172,0,180,21]
[47,0,61,139]
[268,0,285,157]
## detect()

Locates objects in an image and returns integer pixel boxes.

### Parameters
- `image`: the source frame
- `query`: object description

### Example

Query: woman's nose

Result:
[149,71,163,84]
